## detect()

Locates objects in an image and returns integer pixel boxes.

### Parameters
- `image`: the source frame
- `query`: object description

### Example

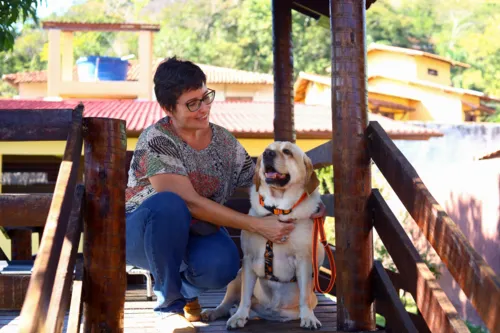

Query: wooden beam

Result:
[18,104,83,332]
[306,140,333,169]
[0,109,73,141]
[272,0,295,142]
[42,21,161,32]
[373,260,418,333]
[321,194,334,218]
[82,117,127,332]
[384,270,432,333]
[45,185,84,333]
[0,194,52,227]
[8,229,32,260]
[292,0,378,18]
[67,256,84,333]
[0,275,31,310]
[368,121,500,333]
[329,0,375,330]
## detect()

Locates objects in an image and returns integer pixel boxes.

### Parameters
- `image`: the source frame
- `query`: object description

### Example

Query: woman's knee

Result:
[192,244,240,289]
[142,191,191,227]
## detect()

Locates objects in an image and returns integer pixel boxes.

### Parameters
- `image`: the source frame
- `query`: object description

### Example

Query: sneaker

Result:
[183,298,202,322]
[156,312,196,333]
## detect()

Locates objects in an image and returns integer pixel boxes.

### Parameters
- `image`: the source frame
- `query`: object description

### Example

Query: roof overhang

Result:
[367,43,470,69]
[41,21,161,32]
[462,100,496,115]
[291,0,378,20]
[368,98,416,113]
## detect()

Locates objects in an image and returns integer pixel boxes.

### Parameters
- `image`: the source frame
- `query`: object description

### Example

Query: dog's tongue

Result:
[265,172,285,179]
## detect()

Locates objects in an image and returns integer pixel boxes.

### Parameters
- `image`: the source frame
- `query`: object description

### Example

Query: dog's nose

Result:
[263,149,276,159]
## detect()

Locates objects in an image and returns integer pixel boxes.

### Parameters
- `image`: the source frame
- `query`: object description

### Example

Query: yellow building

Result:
[294,43,499,122]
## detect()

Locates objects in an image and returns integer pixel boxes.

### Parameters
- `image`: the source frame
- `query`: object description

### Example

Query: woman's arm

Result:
[149,173,294,243]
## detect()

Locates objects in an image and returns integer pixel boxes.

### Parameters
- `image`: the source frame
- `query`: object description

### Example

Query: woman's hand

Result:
[254,215,295,244]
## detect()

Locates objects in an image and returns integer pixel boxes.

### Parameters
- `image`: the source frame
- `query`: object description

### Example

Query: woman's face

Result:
[166,85,215,131]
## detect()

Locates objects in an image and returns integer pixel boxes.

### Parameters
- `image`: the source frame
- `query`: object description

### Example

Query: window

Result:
[465,113,477,122]
[428,68,438,76]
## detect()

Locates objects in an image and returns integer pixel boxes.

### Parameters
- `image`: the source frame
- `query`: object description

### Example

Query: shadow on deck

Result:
[0,284,340,333]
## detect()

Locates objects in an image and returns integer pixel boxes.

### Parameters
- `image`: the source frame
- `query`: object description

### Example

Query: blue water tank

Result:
[76,56,129,81]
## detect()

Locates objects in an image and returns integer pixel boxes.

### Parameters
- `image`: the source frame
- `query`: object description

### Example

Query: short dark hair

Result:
[153,56,207,112]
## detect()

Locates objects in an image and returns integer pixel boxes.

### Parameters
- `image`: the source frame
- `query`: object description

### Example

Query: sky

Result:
[37,0,75,18]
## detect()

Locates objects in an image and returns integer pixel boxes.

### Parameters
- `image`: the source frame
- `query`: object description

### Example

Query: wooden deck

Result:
[0,284,340,332]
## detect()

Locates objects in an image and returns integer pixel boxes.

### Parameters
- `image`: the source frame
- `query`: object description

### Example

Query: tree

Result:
[0,0,44,52]
[152,0,331,76]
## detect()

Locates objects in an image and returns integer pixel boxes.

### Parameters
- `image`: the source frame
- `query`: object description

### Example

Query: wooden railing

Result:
[15,106,83,333]
[367,121,500,333]
[0,107,127,333]
[306,121,500,333]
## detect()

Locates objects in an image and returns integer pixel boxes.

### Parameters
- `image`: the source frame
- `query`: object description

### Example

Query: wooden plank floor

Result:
[0,284,339,332]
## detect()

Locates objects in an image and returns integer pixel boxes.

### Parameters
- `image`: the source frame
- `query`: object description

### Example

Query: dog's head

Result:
[253,141,320,194]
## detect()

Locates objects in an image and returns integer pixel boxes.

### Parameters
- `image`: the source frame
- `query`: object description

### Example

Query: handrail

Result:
[0,194,52,227]
[0,108,74,141]
[18,104,84,333]
[370,189,468,332]
[45,185,84,332]
[373,260,418,333]
[66,256,84,333]
[367,121,500,333]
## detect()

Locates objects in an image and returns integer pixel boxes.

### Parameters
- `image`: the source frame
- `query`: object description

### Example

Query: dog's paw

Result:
[299,309,322,330]
[201,308,226,322]
[226,311,249,329]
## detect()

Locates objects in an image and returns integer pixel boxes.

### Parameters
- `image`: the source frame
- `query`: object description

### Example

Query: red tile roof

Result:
[0,99,443,140]
[2,62,274,86]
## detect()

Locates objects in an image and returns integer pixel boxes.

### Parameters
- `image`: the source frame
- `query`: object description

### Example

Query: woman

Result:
[125,57,322,333]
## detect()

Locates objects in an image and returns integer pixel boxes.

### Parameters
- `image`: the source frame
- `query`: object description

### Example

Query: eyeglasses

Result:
[183,89,216,112]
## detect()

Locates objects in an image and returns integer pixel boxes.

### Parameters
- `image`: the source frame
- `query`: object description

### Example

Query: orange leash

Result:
[312,216,336,294]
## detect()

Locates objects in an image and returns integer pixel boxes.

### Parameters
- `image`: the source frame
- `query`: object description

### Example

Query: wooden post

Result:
[329,0,375,330]
[82,117,127,332]
[9,229,32,260]
[272,0,295,143]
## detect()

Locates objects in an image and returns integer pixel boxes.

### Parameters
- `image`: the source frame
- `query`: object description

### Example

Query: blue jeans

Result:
[126,192,240,314]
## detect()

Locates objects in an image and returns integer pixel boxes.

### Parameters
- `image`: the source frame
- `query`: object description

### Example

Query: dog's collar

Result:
[259,192,308,215]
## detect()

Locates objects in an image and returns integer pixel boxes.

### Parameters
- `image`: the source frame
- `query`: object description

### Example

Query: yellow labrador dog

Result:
[201,141,325,330]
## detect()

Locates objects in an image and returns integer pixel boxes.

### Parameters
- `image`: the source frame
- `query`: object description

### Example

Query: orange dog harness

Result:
[259,193,336,293]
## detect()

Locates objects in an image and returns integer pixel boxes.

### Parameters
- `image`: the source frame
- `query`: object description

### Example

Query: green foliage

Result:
[0,0,43,52]
[366,0,439,52]
[316,166,333,195]
[152,0,331,76]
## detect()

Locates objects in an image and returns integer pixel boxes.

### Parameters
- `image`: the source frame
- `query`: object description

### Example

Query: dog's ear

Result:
[253,155,262,192]
[304,154,320,195]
